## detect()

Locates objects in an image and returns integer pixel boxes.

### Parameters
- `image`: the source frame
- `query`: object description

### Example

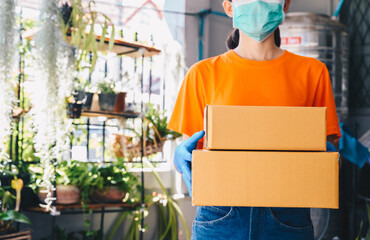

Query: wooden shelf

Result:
[23,202,140,213]
[94,35,161,58]
[81,110,140,119]
[23,29,161,58]
[0,230,32,240]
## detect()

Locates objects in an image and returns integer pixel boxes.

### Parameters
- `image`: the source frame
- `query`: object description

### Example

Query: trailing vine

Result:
[32,0,73,213]
[0,0,17,173]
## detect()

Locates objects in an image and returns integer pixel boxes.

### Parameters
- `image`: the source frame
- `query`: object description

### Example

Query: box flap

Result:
[204,105,209,149]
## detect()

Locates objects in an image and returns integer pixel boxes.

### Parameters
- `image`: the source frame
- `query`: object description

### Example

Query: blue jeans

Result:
[192,206,314,240]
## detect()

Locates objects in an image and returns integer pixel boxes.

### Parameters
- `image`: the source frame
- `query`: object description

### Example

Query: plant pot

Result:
[82,92,94,110]
[0,222,16,235]
[98,93,117,112]
[73,91,93,110]
[68,102,83,118]
[38,185,80,205]
[114,92,127,113]
[91,186,126,203]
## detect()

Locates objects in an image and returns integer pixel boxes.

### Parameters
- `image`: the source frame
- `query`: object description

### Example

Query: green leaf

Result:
[356,221,363,240]
[84,219,91,228]
[100,21,108,49]
[106,212,129,240]
[109,25,115,51]
[2,190,15,208]
[3,210,31,224]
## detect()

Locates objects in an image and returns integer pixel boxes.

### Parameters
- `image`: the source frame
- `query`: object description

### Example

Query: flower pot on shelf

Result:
[80,91,93,110]
[98,93,117,112]
[98,92,126,112]
[71,91,93,111]
[114,92,127,113]
[38,185,80,205]
[90,186,126,203]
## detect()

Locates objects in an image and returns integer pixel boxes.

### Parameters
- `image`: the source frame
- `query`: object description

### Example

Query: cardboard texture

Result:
[192,150,339,209]
[204,105,327,151]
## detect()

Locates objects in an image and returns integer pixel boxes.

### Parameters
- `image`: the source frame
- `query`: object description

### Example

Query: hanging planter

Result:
[66,91,90,118]
[60,1,115,73]
[114,104,181,160]
[67,102,83,119]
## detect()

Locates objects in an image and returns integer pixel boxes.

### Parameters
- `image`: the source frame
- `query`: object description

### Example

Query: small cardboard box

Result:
[192,150,339,209]
[204,105,327,151]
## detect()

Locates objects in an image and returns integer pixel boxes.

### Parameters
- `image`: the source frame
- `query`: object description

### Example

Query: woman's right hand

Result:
[174,131,205,196]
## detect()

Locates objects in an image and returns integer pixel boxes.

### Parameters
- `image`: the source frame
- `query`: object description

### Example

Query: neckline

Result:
[225,49,291,67]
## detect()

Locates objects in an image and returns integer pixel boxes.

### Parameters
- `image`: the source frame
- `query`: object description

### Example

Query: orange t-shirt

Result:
[167,50,341,143]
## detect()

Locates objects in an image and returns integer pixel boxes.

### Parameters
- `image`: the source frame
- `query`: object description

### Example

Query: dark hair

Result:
[225,0,281,49]
[226,28,281,50]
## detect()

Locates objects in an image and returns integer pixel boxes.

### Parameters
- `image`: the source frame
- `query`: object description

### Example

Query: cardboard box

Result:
[192,150,339,209]
[204,105,327,151]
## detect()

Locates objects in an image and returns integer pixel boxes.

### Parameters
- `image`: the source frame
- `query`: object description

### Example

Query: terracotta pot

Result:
[114,92,127,113]
[91,186,126,203]
[38,185,80,205]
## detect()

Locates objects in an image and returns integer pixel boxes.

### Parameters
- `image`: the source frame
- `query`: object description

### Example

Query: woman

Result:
[167,0,341,239]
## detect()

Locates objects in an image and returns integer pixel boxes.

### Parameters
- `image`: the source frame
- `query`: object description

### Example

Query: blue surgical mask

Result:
[232,0,285,43]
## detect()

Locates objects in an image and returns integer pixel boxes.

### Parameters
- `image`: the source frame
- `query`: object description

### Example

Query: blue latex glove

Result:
[339,123,370,168]
[174,131,205,196]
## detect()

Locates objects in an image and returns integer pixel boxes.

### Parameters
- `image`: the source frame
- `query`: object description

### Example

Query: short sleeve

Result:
[313,65,342,138]
[167,65,206,140]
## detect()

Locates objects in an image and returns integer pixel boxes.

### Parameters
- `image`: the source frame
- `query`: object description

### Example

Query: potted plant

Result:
[144,103,182,144]
[96,78,126,112]
[118,103,182,159]
[71,77,94,111]
[34,161,92,205]
[90,163,139,203]
[66,88,94,118]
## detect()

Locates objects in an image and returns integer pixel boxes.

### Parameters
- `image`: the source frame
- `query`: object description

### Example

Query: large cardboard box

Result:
[204,105,327,151]
[192,150,339,209]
